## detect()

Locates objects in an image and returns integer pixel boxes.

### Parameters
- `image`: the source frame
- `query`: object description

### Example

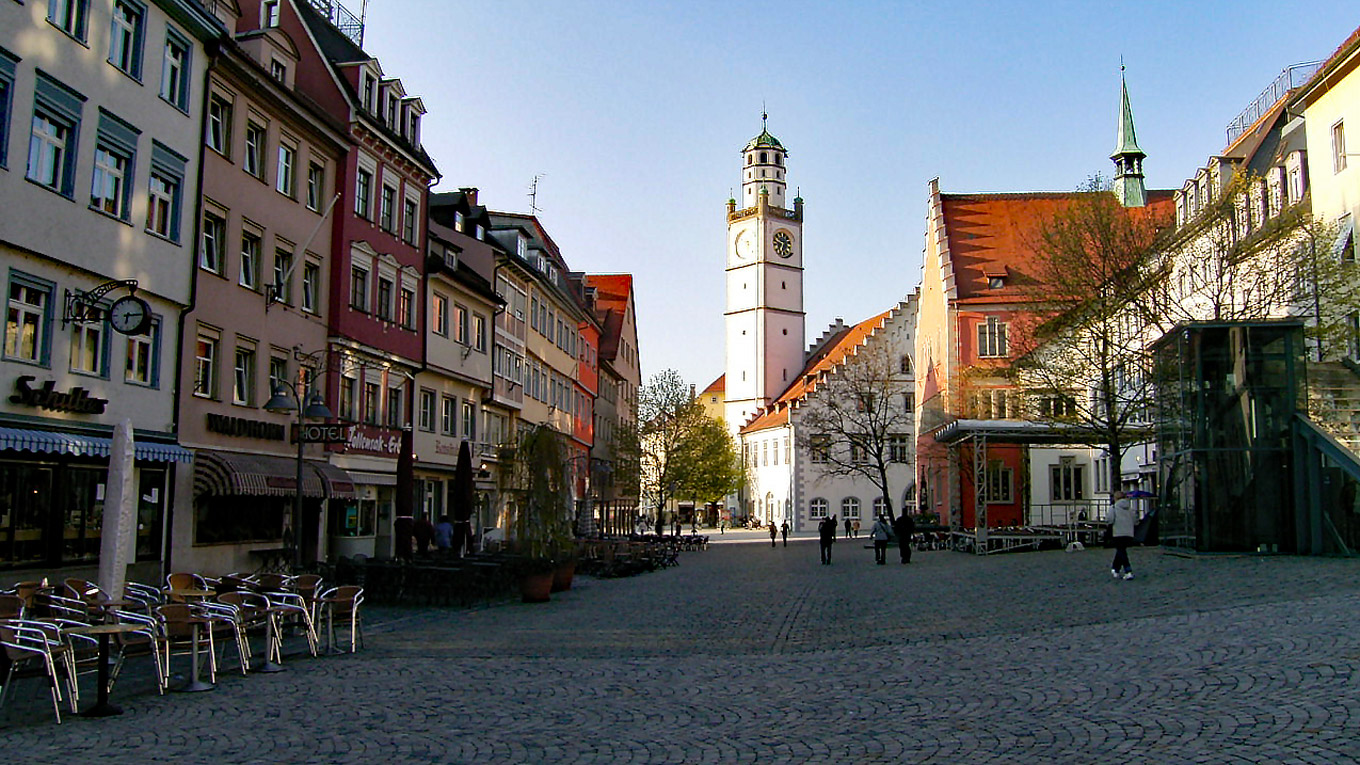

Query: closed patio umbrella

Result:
[450,440,475,555]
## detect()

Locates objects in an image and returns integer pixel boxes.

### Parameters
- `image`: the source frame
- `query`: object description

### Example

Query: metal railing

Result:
[1224,61,1321,145]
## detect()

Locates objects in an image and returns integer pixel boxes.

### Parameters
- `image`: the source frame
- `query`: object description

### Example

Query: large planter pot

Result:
[520,570,553,603]
[551,561,576,593]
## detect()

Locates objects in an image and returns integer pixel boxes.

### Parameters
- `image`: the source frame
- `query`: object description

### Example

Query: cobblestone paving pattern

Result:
[3,535,1359,763]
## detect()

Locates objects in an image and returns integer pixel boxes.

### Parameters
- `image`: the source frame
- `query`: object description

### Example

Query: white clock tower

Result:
[724,116,806,433]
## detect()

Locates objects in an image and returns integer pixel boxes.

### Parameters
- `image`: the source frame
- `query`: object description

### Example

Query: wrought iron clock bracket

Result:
[63,279,139,328]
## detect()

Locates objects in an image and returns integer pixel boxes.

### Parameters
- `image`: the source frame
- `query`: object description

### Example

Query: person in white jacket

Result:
[1108,491,1138,580]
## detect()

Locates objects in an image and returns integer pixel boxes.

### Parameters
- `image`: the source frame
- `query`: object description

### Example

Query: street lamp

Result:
[264,381,334,571]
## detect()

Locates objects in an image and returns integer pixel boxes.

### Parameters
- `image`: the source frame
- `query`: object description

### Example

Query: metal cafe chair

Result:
[0,619,78,724]
[317,586,365,654]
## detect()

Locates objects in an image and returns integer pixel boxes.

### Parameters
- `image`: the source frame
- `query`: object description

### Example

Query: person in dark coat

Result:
[843,517,852,538]
[893,512,916,564]
[768,522,777,547]
[818,515,837,564]
[780,521,790,546]
[413,515,435,555]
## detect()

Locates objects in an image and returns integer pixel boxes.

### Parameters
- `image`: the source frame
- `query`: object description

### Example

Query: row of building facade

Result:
[0,0,640,578]
[712,26,1360,548]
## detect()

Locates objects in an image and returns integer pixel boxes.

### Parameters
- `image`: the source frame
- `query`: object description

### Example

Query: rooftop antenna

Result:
[528,174,545,216]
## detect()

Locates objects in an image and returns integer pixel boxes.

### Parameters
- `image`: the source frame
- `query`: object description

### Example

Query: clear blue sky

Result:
[363,2,1357,390]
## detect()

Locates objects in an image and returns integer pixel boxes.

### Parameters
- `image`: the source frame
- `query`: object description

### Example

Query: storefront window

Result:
[331,499,376,537]
[195,494,287,545]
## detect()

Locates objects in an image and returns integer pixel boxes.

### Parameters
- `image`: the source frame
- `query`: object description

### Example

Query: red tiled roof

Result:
[584,274,633,361]
[942,190,1174,304]
[740,309,893,435]
[700,374,724,396]
[1293,25,1360,107]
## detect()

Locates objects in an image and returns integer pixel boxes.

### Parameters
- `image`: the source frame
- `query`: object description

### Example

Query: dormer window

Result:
[270,59,286,83]
[263,0,279,27]
[363,75,375,113]
[453,210,464,231]
[475,224,485,241]
[386,96,396,128]
[989,277,1005,289]
[409,114,420,146]
[516,237,526,258]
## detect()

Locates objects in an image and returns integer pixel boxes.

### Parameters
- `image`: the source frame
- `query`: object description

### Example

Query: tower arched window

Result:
[760,152,767,163]
[776,155,782,166]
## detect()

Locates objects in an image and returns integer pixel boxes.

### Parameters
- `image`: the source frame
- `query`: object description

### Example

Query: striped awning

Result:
[0,426,193,462]
[194,449,355,499]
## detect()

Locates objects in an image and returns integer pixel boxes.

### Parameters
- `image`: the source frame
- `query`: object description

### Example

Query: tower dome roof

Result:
[744,129,784,152]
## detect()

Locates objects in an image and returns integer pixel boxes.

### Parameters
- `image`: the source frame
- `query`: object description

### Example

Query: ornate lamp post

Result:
[264,381,334,571]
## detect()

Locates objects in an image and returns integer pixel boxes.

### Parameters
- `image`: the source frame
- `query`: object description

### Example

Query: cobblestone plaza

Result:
[4,533,1359,763]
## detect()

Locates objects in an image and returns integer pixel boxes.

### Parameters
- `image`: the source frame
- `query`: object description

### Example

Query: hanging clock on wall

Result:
[109,295,152,335]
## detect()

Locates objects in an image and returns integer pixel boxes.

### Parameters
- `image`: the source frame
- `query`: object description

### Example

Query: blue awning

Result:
[0,426,193,463]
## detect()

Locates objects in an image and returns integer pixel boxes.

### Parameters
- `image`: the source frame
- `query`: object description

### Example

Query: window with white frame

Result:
[461,401,476,440]
[842,497,861,519]
[380,185,396,232]
[872,497,887,519]
[339,375,356,420]
[48,0,90,41]
[418,388,435,432]
[350,263,369,311]
[888,434,911,463]
[0,53,15,169]
[432,293,448,336]
[453,303,468,344]
[108,1,145,79]
[269,60,286,83]
[402,197,417,243]
[302,260,320,313]
[276,143,295,196]
[977,316,1008,358]
[146,142,186,241]
[386,385,404,428]
[5,276,52,364]
[376,277,393,321]
[262,0,280,27]
[399,287,414,329]
[268,354,287,397]
[239,231,260,289]
[125,321,157,386]
[982,460,1013,503]
[473,314,486,353]
[233,344,255,405]
[440,395,455,435]
[273,249,293,305]
[809,498,828,519]
[243,121,264,177]
[201,211,226,273]
[28,74,84,197]
[69,315,107,376]
[809,434,829,463]
[306,162,324,210]
[193,333,217,397]
[355,167,373,218]
[1333,120,1347,174]
[159,29,190,111]
[207,94,231,155]
[91,110,137,220]
[361,381,379,424]
[1051,459,1085,501]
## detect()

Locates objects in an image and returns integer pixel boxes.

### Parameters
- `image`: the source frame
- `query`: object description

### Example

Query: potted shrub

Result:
[502,425,575,602]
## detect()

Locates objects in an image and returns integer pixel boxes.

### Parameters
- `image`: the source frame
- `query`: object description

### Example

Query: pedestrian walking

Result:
[433,515,454,551]
[852,519,861,538]
[769,522,777,547]
[843,517,852,538]
[719,518,726,535]
[1109,491,1137,580]
[780,520,790,547]
[893,512,916,564]
[870,515,892,565]
[819,515,837,564]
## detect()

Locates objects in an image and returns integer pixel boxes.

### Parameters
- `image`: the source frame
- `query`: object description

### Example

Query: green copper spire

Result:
[1111,64,1147,208]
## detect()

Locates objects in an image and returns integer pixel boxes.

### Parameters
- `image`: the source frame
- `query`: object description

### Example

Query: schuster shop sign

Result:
[10,376,108,414]
[206,413,286,441]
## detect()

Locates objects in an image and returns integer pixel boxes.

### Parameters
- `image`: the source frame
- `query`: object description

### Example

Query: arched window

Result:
[810,498,828,518]
[765,492,776,521]
[899,355,912,374]
[872,497,887,518]
[842,497,861,519]
[760,152,767,163]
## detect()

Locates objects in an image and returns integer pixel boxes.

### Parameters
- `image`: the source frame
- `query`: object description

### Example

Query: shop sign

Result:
[345,424,402,456]
[10,376,108,414]
[206,413,286,441]
[434,439,460,456]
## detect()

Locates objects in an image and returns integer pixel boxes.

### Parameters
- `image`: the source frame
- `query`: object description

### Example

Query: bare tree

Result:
[1010,176,1170,490]
[794,341,914,520]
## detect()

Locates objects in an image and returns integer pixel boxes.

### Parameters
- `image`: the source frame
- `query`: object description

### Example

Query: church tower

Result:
[724,115,806,433]
[1111,68,1148,208]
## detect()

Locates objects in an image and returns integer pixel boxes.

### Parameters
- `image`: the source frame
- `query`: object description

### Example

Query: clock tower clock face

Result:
[773,230,794,258]
[734,229,754,261]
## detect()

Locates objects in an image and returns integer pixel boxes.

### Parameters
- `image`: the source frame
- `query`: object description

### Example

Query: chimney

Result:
[459,187,478,207]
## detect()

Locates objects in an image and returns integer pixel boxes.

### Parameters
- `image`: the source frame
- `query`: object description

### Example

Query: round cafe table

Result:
[64,623,142,717]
